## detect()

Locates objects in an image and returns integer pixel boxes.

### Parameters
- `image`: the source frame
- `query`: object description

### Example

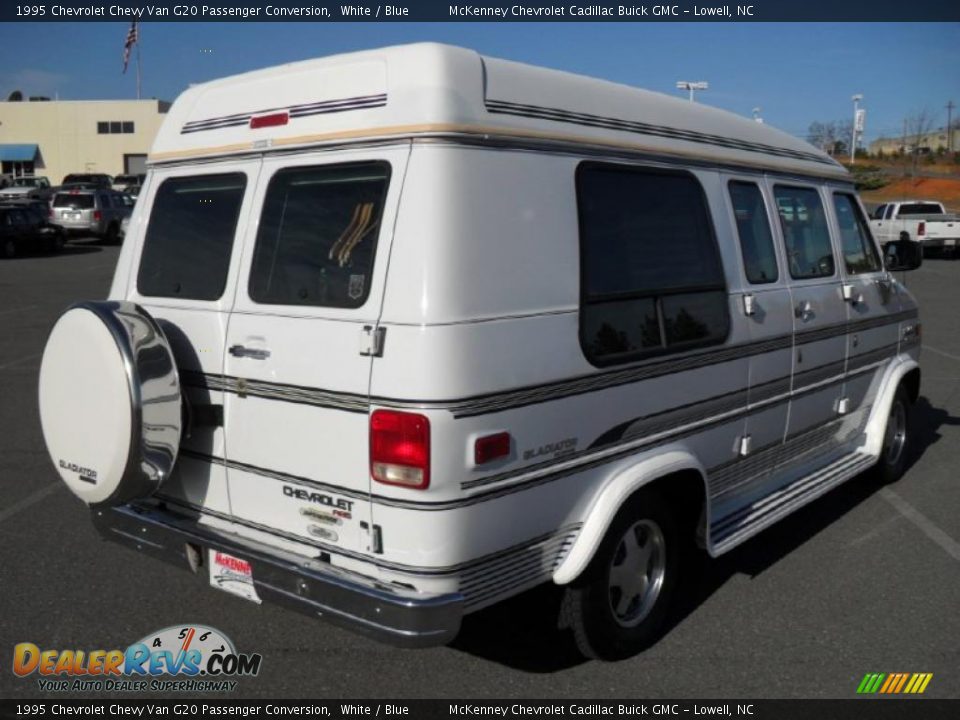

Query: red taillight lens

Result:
[918,221,926,237]
[249,112,289,129]
[93,210,102,221]
[475,432,511,465]
[371,410,430,489]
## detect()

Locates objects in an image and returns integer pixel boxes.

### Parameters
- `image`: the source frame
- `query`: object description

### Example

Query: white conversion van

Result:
[38,44,923,659]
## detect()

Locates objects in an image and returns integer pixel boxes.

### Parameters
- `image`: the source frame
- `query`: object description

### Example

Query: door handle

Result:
[794,300,813,320]
[842,283,863,305]
[229,345,271,360]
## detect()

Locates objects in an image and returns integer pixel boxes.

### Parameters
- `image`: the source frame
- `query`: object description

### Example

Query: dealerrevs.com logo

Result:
[13,624,262,693]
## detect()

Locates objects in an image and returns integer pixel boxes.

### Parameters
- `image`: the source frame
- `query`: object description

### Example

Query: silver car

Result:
[50,189,130,243]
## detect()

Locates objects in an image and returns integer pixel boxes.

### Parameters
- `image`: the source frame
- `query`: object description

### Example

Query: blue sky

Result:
[1,22,958,143]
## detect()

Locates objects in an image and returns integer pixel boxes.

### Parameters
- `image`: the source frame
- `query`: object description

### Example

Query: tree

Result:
[904,108,936,177]
[808,121,842,154]
[6,90,23,102]
[837,118,855,156]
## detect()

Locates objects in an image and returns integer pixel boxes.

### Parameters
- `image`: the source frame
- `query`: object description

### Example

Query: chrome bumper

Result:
[92,504,464,648]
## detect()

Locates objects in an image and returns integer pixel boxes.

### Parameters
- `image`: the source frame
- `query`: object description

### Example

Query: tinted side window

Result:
[577,163,728,365]
[137,174,246,300]
[774,186,835,280]
[729,181,778,284]
[249,162,390,309]
[833,194,882,274]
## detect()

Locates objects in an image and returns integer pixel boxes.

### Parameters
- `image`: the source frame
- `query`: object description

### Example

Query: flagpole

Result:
[136,26,142,100]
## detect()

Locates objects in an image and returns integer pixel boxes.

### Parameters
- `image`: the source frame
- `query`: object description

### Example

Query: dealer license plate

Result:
[208,549,262,604]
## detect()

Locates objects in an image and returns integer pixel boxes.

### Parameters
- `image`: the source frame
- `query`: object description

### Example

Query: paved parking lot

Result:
[1,239,958,699]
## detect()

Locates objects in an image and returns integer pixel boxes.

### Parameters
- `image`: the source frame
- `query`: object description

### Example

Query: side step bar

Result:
[711,451,876,555]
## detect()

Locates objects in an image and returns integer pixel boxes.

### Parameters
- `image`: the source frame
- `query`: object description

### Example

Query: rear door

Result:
[223,146,409,556]
[127,162,259,517]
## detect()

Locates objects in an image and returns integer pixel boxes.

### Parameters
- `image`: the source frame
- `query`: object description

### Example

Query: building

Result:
[0,98,169,183]
[869,126,960,156]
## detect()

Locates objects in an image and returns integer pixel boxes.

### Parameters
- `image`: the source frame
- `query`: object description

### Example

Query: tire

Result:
[104,223,119,245]
[2,238,17,259]
[561,489,680,660]
[871,385,912,485]
[38,301,182,506]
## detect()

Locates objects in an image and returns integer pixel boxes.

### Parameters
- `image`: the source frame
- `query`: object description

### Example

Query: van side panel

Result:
[370,147,750,608]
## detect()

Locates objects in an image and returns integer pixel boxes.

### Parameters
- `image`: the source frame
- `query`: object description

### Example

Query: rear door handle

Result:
[229,345,271,360]
[794,300,813,320]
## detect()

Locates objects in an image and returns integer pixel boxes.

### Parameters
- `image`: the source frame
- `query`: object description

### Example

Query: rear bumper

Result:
[92,503,464,648]
[922,237,958,249]
[60,224,101,235]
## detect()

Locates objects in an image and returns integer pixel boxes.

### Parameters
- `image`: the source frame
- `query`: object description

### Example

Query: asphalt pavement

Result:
[1,239,958,699]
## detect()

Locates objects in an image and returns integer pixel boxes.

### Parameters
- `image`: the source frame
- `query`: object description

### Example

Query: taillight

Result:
[918,221,925,237]
[371,410,430,489]
[93,210,102,221]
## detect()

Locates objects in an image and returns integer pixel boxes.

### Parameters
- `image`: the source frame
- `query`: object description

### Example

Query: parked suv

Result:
[50,189,130,242]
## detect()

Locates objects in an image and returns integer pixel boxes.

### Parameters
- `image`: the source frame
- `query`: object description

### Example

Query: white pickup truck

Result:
[870,200,960,257]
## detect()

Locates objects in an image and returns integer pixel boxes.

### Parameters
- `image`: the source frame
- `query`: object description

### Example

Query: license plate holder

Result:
[208,549,262,604]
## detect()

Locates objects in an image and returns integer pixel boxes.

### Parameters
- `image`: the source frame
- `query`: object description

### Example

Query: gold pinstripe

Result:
[148,122,851,180]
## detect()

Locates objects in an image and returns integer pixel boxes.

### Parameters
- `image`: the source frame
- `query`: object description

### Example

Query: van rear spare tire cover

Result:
[38,301,181,506]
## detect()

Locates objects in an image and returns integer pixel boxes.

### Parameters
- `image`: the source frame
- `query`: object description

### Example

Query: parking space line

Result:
[0,483,60,526]
[0,305,38,317]
[0,353,41,371]
[881,488,960,563]
[923,345,960,363]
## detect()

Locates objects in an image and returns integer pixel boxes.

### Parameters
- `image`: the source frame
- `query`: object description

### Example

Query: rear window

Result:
[53,194,94,209]
[137,173,246,301]
[248,162,391,308]
[897,203,943,216]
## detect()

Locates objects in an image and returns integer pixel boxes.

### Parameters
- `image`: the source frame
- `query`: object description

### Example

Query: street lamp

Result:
[851,94,864,164]
[676,81,709,102]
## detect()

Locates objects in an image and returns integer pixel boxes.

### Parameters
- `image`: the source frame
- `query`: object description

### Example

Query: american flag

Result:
[122,22,139,74]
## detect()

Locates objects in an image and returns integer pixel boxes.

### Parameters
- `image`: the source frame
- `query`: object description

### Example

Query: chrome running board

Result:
[710,451,876,555]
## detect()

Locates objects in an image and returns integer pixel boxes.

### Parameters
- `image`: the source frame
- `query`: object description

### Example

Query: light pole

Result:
[676,81,709,102]
[851,94,863,164]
